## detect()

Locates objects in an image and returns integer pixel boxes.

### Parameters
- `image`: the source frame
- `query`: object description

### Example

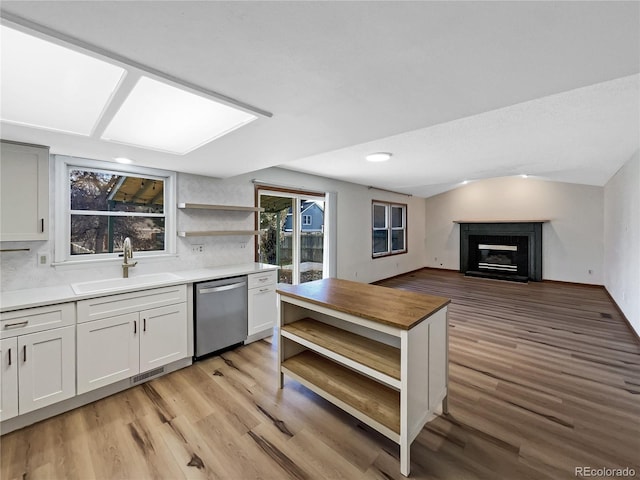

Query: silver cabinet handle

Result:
[4,321,28,329]
[258,277,268,282]
[199,282,246,294]
[259,288,271,293]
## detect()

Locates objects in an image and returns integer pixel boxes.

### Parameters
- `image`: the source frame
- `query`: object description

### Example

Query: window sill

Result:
[372,251,408,259]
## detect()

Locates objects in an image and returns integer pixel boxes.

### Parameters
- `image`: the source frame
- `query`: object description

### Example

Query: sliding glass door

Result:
[257,190,326,284]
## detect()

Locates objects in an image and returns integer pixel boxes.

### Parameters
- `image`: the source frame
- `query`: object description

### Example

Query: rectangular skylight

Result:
[101,76,258,155]
[0,25,125,136]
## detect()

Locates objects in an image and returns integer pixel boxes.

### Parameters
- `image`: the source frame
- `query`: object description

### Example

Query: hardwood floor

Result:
[2,269,639,479]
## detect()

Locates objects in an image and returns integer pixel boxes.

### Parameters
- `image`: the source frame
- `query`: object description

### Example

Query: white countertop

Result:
[0,262,278,312]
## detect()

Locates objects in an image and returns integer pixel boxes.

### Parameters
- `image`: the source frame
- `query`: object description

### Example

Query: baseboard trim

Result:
[541,279,603,288]
[372,267,429,284]
[603,287,640,343]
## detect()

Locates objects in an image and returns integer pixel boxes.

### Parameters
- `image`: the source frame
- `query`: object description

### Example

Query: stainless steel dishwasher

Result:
[194,276,248,360]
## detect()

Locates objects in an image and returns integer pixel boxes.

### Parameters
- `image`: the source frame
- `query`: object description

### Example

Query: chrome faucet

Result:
[122,237,138,278]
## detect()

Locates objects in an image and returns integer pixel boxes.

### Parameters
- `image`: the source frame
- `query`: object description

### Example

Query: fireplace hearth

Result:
[457,222,544,282]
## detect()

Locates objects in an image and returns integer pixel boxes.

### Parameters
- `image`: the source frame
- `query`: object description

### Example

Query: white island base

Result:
[277,278,450,477]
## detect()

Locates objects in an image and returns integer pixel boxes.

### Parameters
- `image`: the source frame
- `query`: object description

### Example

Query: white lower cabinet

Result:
[247,271,278,341]
[76,286,188,395]
[0,338,19,421]
[76,312,139,394]
[0,326,76,420]
[140,303,188,373]
[0,303,76,421]
[18,326,76,414]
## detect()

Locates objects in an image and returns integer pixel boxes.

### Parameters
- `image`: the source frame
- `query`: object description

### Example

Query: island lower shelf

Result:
[281,317,400,387]
[282,350,400,438]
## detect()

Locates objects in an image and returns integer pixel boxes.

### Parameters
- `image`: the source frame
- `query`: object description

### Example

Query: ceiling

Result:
[1,1,638,197]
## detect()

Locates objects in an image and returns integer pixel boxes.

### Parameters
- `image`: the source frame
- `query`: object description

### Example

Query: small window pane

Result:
[373,230,388,254]
[70,169,164,213]
[373,204,387,228]
[391,206,404,228]
[392,230,405,251]
[70,215,165,255]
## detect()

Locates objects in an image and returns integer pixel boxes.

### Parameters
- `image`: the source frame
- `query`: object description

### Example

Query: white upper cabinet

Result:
[0,141,49,241]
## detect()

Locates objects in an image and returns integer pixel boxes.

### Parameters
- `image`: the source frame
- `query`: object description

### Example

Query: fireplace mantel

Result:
[453,220,550,224]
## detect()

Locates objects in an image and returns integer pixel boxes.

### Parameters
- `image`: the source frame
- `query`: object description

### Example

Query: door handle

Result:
[40,218,45,233]
[8,348,11,366]
[134,320,137,334]
[199,282,246,294]
[23,345,27,362]
[143,318,146,332]
[4,321,28,329]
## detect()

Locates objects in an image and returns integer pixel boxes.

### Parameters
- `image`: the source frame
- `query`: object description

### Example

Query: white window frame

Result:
[372,201,407,258]
[258,189,332,284]
[54,155,176,264]
[302,214,312,226]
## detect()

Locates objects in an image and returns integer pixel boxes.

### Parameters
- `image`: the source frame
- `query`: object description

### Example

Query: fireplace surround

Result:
[457,221,544,282]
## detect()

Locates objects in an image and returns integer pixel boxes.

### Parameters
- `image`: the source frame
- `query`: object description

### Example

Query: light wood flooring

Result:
[2,269,639,479]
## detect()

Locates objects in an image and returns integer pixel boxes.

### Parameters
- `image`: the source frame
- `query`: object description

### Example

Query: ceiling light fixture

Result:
[462,180,469,185]
[114,157,132,164]
[521,174,529,178]
[366,152,392,162]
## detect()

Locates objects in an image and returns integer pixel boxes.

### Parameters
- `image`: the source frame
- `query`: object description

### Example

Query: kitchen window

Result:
[54,156,176,263]
[372,201,407,257]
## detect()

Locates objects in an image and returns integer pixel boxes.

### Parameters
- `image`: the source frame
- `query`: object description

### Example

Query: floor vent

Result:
[132,367,165,384]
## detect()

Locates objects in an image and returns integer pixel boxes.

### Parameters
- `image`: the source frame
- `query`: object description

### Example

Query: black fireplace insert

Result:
[459,222,543,282]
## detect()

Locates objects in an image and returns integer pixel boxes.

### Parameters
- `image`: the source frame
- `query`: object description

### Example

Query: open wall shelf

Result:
[177,230,260,237]
[178,203,264,212]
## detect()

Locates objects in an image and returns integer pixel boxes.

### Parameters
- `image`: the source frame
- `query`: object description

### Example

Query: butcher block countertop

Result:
[277,278,450,330]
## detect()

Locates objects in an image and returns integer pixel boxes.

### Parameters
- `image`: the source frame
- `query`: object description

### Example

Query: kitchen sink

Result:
[71,272,182,295]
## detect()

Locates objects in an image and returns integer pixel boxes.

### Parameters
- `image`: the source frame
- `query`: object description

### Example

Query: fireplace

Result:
[458,222,544,282]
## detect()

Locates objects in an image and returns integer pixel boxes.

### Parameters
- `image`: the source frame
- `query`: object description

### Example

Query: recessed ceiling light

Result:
[114,157,132,164]
[0,25,125,136]
[366,152,392,162]
[521,174,529,178]
[462,180,469,185]
[101,76,257,155]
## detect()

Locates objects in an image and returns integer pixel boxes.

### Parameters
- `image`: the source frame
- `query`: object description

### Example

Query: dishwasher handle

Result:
[199,282,246,294]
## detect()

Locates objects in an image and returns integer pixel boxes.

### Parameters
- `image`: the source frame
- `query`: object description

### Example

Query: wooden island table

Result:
[277,278,450,476]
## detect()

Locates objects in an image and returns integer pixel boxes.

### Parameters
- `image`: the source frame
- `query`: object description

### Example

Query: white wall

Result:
[0,162,427,291]
[604,151,640,335]
[424,176,604,284]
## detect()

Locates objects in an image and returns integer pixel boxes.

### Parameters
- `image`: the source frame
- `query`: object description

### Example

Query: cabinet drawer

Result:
[77,285,187,324]
[248,271,277,289]
[0,303,75,339]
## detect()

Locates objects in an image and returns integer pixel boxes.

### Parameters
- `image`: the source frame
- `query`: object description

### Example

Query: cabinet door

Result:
[248,285,277,337]
[18,325,75,414]
[76,312,140,394]
[0,141,49,241]
[0,337,19,421]
[140,303,187,373]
